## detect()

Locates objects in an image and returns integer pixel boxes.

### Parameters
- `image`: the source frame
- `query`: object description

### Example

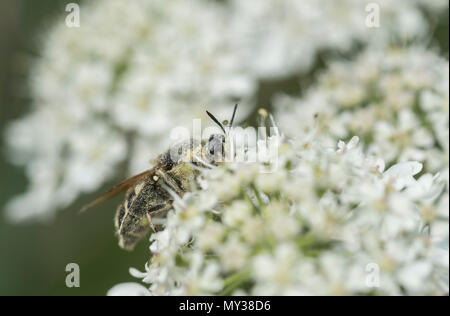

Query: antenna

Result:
[206,110,226,134]
[230,104,238,128]
[206,104,239,134]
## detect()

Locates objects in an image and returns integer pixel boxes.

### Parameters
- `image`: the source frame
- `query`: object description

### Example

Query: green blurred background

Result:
[0,0,448,296]
[0,0,149,296]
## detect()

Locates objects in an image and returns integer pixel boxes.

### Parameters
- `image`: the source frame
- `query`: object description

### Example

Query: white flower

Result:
[397,261,433,294]
[336,136,360,154]
[268,211,300,241]
[183,252,223,296]
[241,217,265,244]
[255,170,287,194]
[405,173,446,202]
[252,243,300,295]
[222,201,252,227]
[218,237,249,272]
[64,124,128,192]
[107,283,150,296]
[383,161,423,190]
[275,45,449,174]
[196,222,224,251]
[228,0,444,78]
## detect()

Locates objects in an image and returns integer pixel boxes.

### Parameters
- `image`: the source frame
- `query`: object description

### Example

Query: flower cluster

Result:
[109,135,449,296]
[4,0,252,221]
[4,0,448,221]
[227,0,448,78]
[274,45,449,175]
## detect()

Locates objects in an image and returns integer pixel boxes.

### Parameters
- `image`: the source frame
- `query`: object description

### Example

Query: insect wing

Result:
[80,168,155,213]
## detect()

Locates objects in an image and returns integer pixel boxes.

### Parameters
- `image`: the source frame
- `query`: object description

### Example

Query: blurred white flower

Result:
[252,243,304,295]
[107,283,151,296]
[228,0,447,78]
[383,161,423,190]
[275,45,449,174]
[5,0,253,221]
[222,201,252,227]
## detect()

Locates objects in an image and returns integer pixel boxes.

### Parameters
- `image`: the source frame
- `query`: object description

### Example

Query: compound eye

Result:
[208,141,216,154]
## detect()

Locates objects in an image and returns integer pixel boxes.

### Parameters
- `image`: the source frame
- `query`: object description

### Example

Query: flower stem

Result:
[218,268,251,296]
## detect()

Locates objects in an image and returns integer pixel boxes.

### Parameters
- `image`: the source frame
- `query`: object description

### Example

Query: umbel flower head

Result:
[3,0,447,222]
[275,45,449,174]
[109,134,449,296]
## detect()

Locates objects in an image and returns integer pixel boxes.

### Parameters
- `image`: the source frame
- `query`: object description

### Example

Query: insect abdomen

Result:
[114,177,174,250]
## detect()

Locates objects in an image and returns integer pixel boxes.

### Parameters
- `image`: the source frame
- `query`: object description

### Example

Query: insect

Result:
[81,105,238,250]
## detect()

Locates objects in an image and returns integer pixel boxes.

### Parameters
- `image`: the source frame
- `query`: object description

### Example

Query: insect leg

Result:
[155,170,184,197]
[146,203,171,232]
[146,212,157,233]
